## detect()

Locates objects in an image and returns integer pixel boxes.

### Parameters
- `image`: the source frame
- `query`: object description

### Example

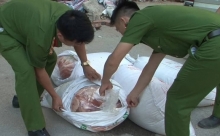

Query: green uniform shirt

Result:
[120,5,220,58]
[0,0,71,68]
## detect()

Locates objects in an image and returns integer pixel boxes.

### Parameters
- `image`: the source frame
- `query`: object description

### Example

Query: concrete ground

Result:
[0,1,220,136]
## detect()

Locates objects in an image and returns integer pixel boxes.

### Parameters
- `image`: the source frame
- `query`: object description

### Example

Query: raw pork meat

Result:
[57,56,77,79]
[71,85,122,112]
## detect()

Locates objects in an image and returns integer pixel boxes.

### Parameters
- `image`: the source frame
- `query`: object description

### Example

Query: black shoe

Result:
[28,128,50,136]
[198,115,220,129]
[12,95,19,108]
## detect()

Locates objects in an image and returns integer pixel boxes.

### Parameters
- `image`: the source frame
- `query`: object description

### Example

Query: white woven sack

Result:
[113,64,196,136]
[133,56,216,107]
[41,77,129,132]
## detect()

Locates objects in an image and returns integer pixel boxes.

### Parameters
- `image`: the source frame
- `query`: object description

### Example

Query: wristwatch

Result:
[81,60,90,66]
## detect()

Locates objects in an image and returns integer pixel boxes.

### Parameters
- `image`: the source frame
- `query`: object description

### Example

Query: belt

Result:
[207,28,220,39]
[202,28,220,43]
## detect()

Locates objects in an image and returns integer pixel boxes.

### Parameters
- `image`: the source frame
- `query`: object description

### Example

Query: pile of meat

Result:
[71,85,122,112]
[57,56,77,79]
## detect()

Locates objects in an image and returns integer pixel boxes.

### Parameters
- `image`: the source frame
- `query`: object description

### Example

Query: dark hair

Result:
[110,0,140,25]
[57,10,94,43]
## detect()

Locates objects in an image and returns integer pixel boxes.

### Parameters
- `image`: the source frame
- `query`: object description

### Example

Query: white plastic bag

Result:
[41,77,129,132]
[133,56,216,107]
[57,55,78,79]
[51,51,132,86]
[102,88,120,112]
[51,50,81,86]
[99,0,116,17]
[113,64,196,136]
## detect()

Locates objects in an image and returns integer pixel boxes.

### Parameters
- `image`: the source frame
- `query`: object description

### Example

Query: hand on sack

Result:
[83,66,101,81]
[126,90,140,108]
[99,80,113,96]
[52,95,64,112]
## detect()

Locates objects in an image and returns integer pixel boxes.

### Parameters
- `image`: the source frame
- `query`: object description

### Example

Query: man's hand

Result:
[35,67,64,112]
[126,90,140,108]
[99,80,113,96]
[73,43,101,81]
[52,94,64,112]
[83,66,101,81]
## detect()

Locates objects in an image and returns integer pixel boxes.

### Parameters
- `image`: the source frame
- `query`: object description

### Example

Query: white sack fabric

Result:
[41,77,129,132]
[113,64,196,136]
[133,56,216,107]
[51,50,132,86]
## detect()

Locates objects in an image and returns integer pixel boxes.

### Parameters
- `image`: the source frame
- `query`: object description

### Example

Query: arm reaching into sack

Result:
[126,53,165,107]
[35,67,63,112]
[74,44,101,81]
[99,42,133,96]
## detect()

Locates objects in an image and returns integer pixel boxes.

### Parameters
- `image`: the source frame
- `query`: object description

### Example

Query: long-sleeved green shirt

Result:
[0,0,70,67]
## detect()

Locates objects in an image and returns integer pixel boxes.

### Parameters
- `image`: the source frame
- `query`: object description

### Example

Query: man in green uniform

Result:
[195,5,220,130]
[99,1,220,136]
[0,0,100,135]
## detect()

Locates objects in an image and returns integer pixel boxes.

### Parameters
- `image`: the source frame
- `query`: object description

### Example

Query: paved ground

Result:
[0,1,220,136]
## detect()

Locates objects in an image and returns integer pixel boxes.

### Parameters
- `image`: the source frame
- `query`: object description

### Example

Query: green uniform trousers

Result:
[165,36,220,136]
[0,29,57,131]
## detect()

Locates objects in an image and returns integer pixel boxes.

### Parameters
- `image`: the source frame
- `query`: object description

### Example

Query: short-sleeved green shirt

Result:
[120,5,220,58]
[0,0,71,68]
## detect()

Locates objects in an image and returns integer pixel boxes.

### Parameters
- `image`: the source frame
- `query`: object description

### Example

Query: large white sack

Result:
[41,77,129,132]
[51,50,132,86]
[113,64,196,136]
[133,56,216,107]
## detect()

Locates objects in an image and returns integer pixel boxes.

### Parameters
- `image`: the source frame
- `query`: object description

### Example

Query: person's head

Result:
[110,0,140,35]
[56,10,94,46]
